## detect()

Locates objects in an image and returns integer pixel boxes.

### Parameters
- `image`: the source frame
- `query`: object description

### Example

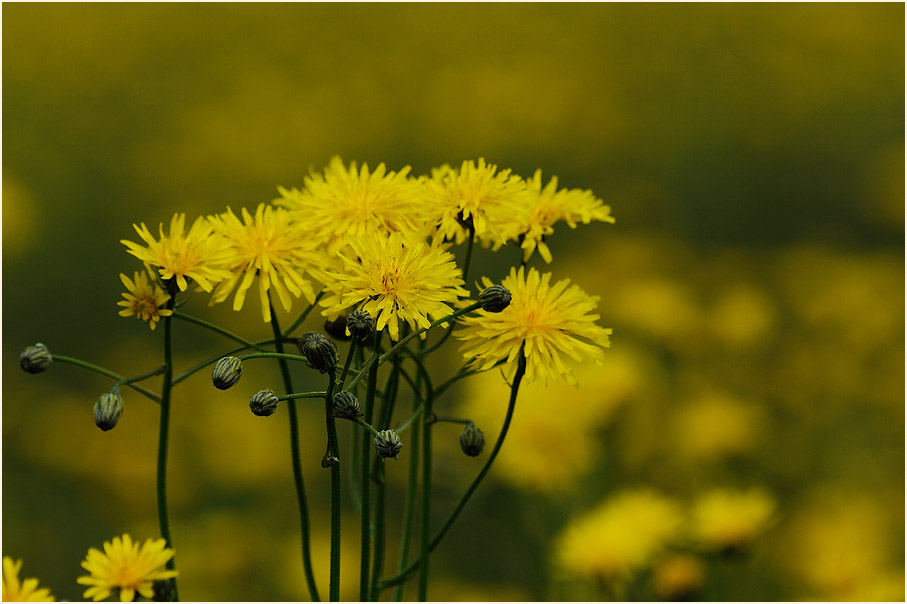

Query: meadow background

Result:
[3,3,904,601]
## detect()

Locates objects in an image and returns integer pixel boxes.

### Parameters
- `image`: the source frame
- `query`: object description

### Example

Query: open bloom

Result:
[117,269,173,330]
[320,232,468,341]
[457,267,612,385]
[77,534,178,602]
[2,557,55,602]
[121,213,233,292]
[274,156,427,255]
[207,203,323,323]
[690,487,777,552]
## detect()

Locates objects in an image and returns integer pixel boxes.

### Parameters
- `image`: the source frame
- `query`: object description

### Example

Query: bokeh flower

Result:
[689,487,777,553]
[76,534,178,602]
[207,203,322,323]
[116,269,173,330]
[2,557,55,602]
[457,267,612,385]
[121,213,233,292]
[320,232,468,341]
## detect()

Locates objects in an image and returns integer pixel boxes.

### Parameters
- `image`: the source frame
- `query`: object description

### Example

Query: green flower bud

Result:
[479,284,512,313]
[459,424,485,457]
[298,333,338,374]
[374,429,403,460]
[346,310,374,343]
[19,343,52,374]
[212,356,243,390]
[93,392,123,431]
[250,389,279,417]
[332,391,361,419]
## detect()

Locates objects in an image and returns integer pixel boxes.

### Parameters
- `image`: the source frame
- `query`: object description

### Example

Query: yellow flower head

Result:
[2,557,55,602]
[457,267,612,386]
[553,489,684,582]
[510,169,615,264]
[76,534,178,603]
[274,156,426,255]
[690,487,777,552]
[116,269,173,330]
[207,203,323,323]
[121,213,233,293]
[320,232,468,341]
[424,158,534,249]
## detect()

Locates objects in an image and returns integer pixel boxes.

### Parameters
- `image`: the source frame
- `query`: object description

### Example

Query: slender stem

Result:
[238,351,310,364]
[394,405,424,435]
[431,416,473,426]
[52,355,161,403]
[433,358,506,400]
[339,340,359,391]
[172,311,265,351]
[171,338,280,385]
[277,392,327,401]
[281,292,325,339]
[323,372,341,602]
[270,299,321,602]
[157,295,179,600]
[418,379,433,600]
[360,331,381,602]
[381,345,527,590]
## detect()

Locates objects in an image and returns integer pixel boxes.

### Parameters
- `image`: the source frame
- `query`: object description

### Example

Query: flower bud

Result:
[249,389,279,417]
[211,356,243,390]
[459,424,485,457]
[374,429,403,460]
[346,310,374,343]
[332,391,361,419]
[298,333,338,374]
[19,343,52,374]
[479,284,512,313]
[321,454,340,468]
[93,392,123,431]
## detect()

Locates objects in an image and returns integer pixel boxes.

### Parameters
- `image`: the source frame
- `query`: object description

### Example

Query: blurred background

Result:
[3,3,904,601]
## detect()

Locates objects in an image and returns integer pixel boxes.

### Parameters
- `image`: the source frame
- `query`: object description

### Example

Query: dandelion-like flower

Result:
[508,169,615,264]
[121,213,233,292]
[424,158,533,248]
[76,534,177,602]
[2,557,55,602]
[116,270,173,330]
[320,232,468,341]
[457,267,612,385]
[207,203,323,323]
[690,487,777,553]
[274,156,427,254]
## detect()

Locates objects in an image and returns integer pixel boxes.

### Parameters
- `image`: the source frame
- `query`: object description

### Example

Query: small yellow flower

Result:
[690,487,777,552]
[320,232,468,341]
[116,269,173,330]
[207,203,323,323]
[76,534,177,602]
[2,557,55,602]
[121,213,233,292]
[457,267,612,386]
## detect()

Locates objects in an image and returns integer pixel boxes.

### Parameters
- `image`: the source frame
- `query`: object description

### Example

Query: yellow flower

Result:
[457,267,612,386]
[653,554,706,601]
[2,557,55,602]
[121,213,233,292]
[690,487,776,553]
[116,269,173,330]
[553,489,683,582]
[319,232,468,341]
[274,156,426,255]
[509,169,614,264]
[424,158,533,249]
[207,203,323,323]
[77,534,178,602]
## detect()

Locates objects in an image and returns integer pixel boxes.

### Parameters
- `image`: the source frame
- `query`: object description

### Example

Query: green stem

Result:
[172,311,266,351]
[339,340,359,391]
[171,340,275,385]
[431,416,473,426]
[238,351,310,364]
[360,330,381,601]
[52,355,161,403]
[277,392,327,401]
[157,295,179,600]
[381,346,527,590]
[270,299,321,603]
[418,383,433,600]
[323,372,341,602]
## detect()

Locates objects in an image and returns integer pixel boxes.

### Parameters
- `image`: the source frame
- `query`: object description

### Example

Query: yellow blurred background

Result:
[3,3,903,601]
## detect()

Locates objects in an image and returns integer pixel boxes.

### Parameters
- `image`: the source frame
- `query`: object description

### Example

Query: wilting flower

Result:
[76,534,177,602]
[117,269,173,330]
[457,267,612,385]
[2,557,55,602]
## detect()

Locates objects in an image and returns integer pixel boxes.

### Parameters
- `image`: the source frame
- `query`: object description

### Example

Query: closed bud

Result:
[19,343,52,374]
[249,389,280,417]
[479,284,512,313]
[321,454,340,468]
[298,333,338,374]
[93,392,123,431]
[212,356,243,390]
[459,423,485,457]
[346,310,374,343]
[332,391,361,419]
[374,429,403,460]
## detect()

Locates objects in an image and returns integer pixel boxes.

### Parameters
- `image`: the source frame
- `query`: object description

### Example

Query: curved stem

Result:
[52,355,161,403]
[170,340,275,385]
[270,299,321,602]
[172,311,265,351]
[277,392,327,401]
[238,351,310,364]
[157,296,179,600]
